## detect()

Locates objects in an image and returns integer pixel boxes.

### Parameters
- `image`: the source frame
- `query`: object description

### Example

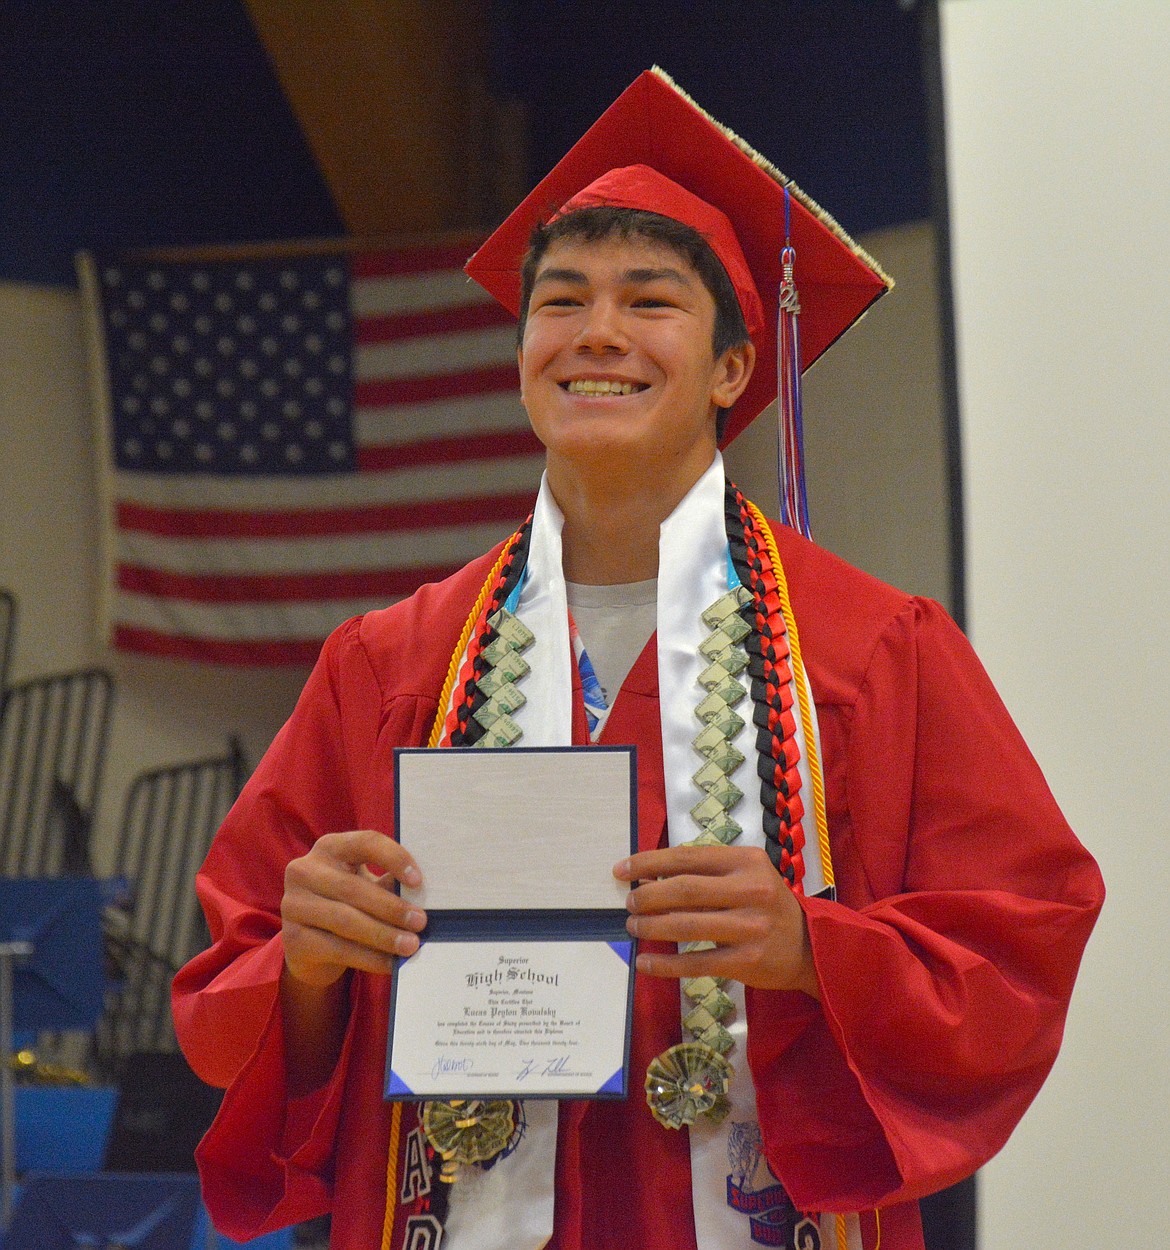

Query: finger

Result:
[313,829,423,888]
[626,873,751,916]
[627,863,787,919]
[283,921,414,980]
[615,844,763,883]
[287,835,425,905]
[286,855,427,935]
[633,933,790,983]
[625,907,771,949]
[283,889,425,954]
[629,915,817,996]
[634,941,813,994]
[634,946,722,980]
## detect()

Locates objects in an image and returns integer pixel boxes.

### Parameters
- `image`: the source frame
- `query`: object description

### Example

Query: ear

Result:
[711,340,755,410]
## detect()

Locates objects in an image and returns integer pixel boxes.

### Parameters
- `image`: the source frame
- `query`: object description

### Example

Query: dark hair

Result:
[517,206,751,440]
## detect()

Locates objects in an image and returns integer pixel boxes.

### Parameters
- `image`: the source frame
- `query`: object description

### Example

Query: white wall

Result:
[941,2,1170,1243]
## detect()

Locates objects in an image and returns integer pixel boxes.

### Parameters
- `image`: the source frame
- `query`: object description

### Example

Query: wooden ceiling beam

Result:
[243,0,490,235]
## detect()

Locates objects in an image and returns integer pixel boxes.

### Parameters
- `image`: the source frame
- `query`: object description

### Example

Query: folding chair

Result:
[0,668,114,877]
[95,738,247,1068]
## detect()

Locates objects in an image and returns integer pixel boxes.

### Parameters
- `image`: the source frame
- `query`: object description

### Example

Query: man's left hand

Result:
[613,844,820,1000]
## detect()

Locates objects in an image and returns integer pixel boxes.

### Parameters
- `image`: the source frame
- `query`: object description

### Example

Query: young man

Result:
[173,71,1103,1250]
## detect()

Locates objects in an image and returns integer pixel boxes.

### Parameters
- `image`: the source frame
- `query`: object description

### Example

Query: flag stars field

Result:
[82,243,546,664]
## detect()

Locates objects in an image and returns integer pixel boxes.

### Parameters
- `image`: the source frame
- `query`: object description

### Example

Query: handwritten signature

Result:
[431,1055,474,1080]
[516,1056,574,1081]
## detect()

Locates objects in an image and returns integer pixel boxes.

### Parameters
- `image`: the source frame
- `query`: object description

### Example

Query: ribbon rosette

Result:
[644,1042,734,1129]
[421,1099,517,1182]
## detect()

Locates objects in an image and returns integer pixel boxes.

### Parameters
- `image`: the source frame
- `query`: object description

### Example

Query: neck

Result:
[546,451,717,584]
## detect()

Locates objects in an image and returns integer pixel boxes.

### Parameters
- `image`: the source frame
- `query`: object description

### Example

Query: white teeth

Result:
[566,379,641,395]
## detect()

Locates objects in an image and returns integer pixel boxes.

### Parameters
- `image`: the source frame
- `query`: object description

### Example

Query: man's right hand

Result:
[280,829,427,990]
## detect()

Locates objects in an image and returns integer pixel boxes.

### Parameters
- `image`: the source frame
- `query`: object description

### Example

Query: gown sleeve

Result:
[170,614,431,1237]
[746,595,1105,1214]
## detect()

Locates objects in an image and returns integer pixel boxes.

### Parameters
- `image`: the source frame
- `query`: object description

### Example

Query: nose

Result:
[573,297,628,353]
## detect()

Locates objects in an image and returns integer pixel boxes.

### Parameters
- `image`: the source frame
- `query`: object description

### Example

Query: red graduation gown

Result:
[172,522,1104,1250]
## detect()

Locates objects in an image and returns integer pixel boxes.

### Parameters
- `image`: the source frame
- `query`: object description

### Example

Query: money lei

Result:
[645,585,753,1130]
[466,608,536,748]
[469,582,755,1132]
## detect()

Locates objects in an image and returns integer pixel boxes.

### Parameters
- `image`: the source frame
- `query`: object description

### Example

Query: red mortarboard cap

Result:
[466,68,892,445]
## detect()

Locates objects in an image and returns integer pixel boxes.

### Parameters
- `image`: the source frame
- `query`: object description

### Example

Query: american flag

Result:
[80,242,543,666]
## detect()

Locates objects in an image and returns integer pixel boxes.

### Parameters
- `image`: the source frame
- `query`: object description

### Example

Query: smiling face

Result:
[518,233,754,501]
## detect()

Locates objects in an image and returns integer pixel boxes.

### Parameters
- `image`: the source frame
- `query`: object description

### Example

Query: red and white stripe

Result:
[106,243,541,666]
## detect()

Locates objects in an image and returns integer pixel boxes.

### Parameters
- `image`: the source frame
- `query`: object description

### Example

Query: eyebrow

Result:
[531,265,694,289]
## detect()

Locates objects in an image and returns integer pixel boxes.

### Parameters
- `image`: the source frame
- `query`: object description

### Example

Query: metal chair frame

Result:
[0,589,15,696]
[95,737,247,1068]
[0,668,114,877]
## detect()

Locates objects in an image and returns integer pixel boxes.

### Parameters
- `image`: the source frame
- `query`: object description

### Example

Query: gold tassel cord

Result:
[380,1103,403,1250]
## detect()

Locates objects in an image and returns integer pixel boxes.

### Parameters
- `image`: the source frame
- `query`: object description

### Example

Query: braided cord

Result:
[448,519,533,748]
[427,542,515,748]
[726,483,806,887]
[743,494,844,1249]
[745,500,833,890]
[381,1103,402,1250]
[425,519,532,749]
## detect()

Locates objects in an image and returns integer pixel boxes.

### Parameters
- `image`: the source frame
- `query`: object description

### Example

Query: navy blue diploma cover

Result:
[385,746,637,1101]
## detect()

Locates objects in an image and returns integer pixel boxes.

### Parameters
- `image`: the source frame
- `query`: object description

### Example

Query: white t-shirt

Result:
[564,578,657,708]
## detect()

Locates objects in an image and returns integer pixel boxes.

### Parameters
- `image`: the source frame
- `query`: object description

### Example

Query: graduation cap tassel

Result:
[778,188,811,538]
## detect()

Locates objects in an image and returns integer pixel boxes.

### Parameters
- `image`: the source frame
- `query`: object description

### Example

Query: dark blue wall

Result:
[0,0,342,285]
[0,0,928,287]
[490,0,930,240]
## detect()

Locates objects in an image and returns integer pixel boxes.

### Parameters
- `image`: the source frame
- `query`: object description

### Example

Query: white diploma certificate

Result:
[385,746,637,1100]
